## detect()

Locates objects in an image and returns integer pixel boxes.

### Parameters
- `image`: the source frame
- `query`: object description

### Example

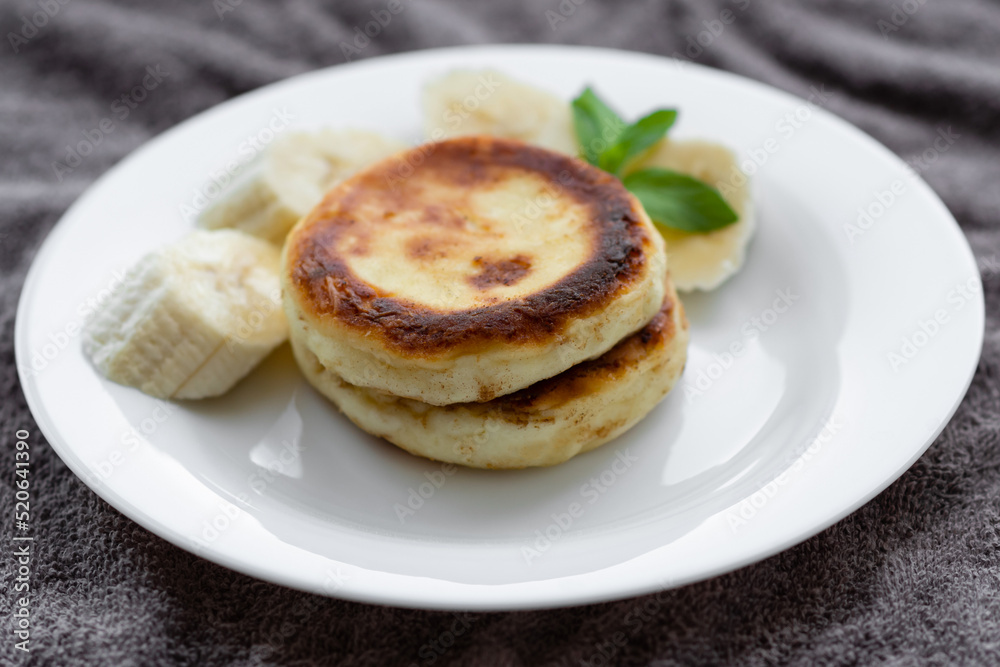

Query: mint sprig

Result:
[624,169,739,233]
[571,88,626,164]
[571,88,738,234]
[599,109,677,175]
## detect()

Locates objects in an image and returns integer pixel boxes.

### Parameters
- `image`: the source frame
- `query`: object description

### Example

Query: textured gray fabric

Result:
[2,0,1000,665]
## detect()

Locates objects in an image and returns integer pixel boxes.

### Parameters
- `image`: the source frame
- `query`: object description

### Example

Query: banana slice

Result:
[199,130,407,245]
[82,229,288,399]
[628,139,755,292]
[422,70,578,155]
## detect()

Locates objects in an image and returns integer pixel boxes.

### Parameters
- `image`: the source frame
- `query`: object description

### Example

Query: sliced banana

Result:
[82,229,288,400]
[628,139,755,292]
[422,70,578,155]
[199,130,407,245]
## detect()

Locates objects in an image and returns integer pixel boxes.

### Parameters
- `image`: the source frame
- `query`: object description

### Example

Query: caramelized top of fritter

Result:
[286,136,657,355]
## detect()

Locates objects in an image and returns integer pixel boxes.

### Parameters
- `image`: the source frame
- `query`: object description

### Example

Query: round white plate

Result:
[16,45,983,610]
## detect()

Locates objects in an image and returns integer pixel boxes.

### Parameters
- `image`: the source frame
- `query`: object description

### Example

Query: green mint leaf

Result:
[571,87,626,165]
[598,109,677,176]
[623,168,739,233]
[569,87,732,235]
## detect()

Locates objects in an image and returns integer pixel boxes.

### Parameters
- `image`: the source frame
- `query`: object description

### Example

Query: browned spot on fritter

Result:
[591,418,626,441]
[343,226,371,256]
[406,236,448,261]
[494,290,677,415]
[287,135,653,356]
[468,255,532,290]
[419,203,466,228]
[477,384,495,402]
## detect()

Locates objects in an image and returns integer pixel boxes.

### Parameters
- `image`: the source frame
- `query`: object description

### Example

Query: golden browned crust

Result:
[494,285,678,418]
[285,136,654,357]
[290,276,689,469]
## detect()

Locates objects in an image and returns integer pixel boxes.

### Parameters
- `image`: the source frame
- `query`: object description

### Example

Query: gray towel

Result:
[2,0,999,665]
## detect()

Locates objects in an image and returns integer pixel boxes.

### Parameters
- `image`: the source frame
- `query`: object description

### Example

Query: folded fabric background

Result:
[1,0,999,664]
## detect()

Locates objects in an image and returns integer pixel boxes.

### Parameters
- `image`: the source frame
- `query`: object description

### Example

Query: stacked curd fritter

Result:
[282,136,689,468]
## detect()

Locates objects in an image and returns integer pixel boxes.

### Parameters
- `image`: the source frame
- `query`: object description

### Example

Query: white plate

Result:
[16,45,983,610]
